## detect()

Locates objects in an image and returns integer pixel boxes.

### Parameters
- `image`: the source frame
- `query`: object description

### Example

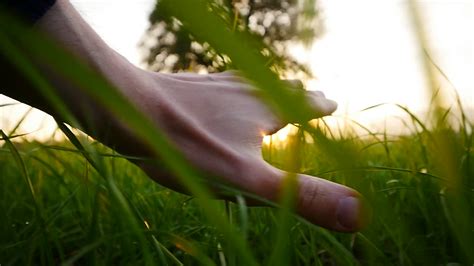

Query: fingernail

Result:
[336,196,362,231]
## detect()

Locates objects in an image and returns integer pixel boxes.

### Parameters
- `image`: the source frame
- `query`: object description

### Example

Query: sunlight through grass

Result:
[0,0,473,265]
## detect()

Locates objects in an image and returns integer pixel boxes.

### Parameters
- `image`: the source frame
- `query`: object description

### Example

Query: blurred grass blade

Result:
[266,173,298,266]
[0,10,255,265]
[172,236,217,266]
[56,120,100,171]
[0,130,37,203]
[151,235,182,266]
[407,0,474,262]
[61,239,104,266]
[159,0,315,123]
[0,23,78,127]
[0,132,35,140]
[57,121,156,265]
[0,102,19,108]
[267,128,305,266]
[7,107,32,137]
[0,130,55,263]
[0,12,258,265]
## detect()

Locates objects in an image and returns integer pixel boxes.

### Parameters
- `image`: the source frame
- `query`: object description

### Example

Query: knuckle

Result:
[298,176,322,210]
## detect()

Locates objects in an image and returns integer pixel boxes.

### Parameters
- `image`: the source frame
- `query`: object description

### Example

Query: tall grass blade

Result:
[159,0,315,123]
[0,12,258,265]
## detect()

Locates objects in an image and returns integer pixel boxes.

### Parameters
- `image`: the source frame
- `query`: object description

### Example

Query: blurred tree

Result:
[140,0,323,78]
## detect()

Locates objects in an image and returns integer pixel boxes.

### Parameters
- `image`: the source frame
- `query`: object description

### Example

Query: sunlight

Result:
[262,134,272,145]
[1,0,472,140]
[262,125,293,146]
[277,126,290,142]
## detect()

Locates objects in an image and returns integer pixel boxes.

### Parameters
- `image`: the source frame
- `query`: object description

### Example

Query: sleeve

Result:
[0,0,57,24]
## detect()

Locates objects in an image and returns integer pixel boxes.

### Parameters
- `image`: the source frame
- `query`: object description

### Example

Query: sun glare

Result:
[262,125,293,146]
[277,126,290,142]
[262,134,272,145]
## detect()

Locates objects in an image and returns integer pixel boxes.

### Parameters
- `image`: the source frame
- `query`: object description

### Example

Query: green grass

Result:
[0,111,472,265]
[1,0,473,264]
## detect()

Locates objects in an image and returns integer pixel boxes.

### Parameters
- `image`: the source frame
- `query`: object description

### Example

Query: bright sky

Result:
[0,0,472,139]
[296,0,473,130]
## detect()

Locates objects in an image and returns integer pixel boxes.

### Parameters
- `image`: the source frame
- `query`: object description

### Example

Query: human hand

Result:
[25,0,368,232]
[108,67,369,232]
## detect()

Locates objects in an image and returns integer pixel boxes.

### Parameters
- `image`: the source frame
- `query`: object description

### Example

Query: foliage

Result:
[141,0,322,77]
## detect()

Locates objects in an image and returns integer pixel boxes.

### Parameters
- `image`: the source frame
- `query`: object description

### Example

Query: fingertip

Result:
[335,195,372,232]
[325,98,338,114]
[296,174,370,232]
[309,90,326,98]
[308,96,338,117]
[249,164,371,233]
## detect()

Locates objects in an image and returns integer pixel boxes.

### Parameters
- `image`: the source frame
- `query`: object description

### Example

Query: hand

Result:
[14,0,368,232]
[107,67,368,232]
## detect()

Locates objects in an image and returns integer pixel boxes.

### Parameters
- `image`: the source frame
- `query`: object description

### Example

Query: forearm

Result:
[2,0,368,233]
[1,0,152,154]
[35,0,138,96]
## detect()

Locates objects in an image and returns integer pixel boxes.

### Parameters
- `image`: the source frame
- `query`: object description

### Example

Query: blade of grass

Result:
[57,120,156,265]
[7,107,33,137]
[0,130,55,264]
[0,13,260,265]
[159,0,316,123]
[172,236,217,266]
[0,102,19,108]
[407,1,474,262]
[267,128,304,266]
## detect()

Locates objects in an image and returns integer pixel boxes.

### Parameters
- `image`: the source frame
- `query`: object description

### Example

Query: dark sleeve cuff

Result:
[1,0,57,24]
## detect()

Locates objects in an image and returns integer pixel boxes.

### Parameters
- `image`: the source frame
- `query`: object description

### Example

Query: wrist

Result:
[36,0,114,69]
[30,0,152,152]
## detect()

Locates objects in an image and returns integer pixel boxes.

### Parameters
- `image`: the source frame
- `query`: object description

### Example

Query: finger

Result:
[281,80,335,118]
[309,90,326,98]
[260,117,287,136]
[246,162,370,232]
[253,102,287,135]
[306,92,338,118]
[283,80,326,97]
[294,173,370,232]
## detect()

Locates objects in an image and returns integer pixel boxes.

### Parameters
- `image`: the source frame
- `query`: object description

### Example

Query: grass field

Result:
[1,106,472,265]
[1,0,473,264]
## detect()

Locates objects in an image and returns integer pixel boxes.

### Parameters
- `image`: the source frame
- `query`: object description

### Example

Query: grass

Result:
[0,108,472,265]
[1,0,473,265]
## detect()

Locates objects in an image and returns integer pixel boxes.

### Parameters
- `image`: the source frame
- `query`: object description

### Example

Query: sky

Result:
[296,0,473,130]
[0,0,472,139]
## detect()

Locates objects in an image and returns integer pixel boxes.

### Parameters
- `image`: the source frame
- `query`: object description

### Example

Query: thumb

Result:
[247,161,371,232]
